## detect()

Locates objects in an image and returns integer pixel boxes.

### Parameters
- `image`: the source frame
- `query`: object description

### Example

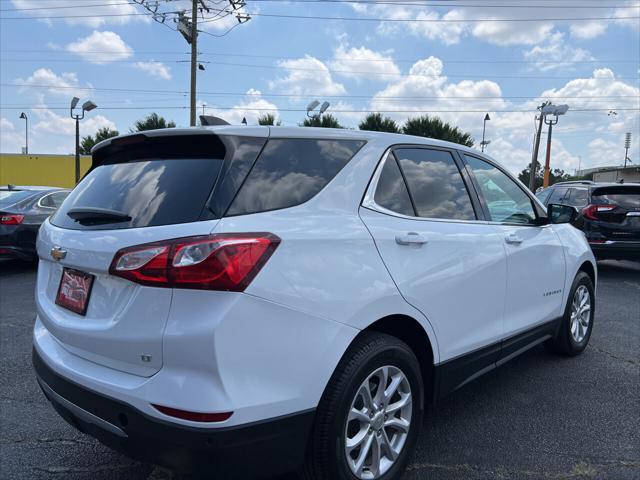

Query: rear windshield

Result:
[51,159,223,230]
[0,190,37,209]
[592,187,640,209]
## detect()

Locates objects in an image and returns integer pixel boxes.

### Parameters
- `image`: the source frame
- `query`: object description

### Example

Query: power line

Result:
[2,11,637,21]
[4,83,639,100]
[3,49,637,66]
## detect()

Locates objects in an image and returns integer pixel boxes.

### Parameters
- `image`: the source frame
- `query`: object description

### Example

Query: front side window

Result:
[536,188,552,205]
[394,148,476,220]
[547,187,569,205]
[373,155,415,217]
[465,155,537,225]
[227,138,365,216]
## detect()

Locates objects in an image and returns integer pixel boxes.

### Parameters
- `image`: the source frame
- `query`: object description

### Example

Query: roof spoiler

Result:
[200,115,230,126]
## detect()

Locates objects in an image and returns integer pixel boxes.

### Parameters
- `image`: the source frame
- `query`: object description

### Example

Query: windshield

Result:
[0,190,37,209]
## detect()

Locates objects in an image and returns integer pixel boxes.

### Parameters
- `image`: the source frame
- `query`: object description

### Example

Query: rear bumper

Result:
[33,348,315,478]
[589,240,640,260]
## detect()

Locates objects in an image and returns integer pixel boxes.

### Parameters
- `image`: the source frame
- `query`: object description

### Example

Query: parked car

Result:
[0,185,70,261]
[32,127,597,480]
[536,181,640,260]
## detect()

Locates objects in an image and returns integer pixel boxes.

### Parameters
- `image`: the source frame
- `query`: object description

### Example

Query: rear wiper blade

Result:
[67,207,132,224]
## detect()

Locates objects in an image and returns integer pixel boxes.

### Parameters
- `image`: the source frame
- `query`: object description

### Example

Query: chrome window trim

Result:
[363,147,548,228]
[362,149,491,226]
[36,191,64,210]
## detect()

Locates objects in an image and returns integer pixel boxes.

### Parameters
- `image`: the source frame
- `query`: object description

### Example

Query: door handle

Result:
[504,233,523,245]
[395,232,428,246]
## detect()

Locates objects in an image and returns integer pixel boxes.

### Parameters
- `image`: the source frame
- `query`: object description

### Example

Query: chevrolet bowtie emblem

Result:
[50,246,67,261]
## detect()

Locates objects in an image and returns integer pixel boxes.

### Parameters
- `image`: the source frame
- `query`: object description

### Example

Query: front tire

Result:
[548,271,595,356]
[304,332,424,480]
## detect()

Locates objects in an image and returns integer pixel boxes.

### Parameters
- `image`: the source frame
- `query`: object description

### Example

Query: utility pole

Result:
[528,101,549,192]
[624,132,631,168]
[543,115,558,188]
[190,0,198,127]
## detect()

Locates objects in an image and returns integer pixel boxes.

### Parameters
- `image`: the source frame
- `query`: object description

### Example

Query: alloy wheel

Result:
[570,285,591,343]
[344,365,412,479]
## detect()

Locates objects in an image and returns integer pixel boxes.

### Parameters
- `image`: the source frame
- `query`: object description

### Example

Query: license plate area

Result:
[55,268,95,316]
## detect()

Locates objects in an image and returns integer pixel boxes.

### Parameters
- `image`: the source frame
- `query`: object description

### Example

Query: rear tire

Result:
[547,271,595,356]
[303,332,424,480]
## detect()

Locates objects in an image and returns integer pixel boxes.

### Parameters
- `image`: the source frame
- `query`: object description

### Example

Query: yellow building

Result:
[0,153,91,189]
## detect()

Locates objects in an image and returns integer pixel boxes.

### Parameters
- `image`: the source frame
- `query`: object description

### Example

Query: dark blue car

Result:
[0,186,70,261]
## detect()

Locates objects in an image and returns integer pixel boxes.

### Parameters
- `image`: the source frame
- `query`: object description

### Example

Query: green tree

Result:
[79,127,119,155]
[302,114,343,128]
[358,113,400,133]
[518,160,571,191]
[257,113,282,126]
[131,113,176,132]
[402,115,474,147]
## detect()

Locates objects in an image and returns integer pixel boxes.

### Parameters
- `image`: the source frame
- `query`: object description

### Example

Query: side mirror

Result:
[548,203,577,224]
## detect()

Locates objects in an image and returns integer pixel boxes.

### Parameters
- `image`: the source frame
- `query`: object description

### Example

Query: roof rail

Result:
[552,180,595,186]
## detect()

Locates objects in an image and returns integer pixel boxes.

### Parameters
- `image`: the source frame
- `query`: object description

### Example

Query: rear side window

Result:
[564,188,589,207]
[51,158,224,230]
[374,155,414,217]
[226,138,365,216]
[394,148,476,220]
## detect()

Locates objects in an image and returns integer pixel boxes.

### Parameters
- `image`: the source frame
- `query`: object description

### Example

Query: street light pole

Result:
[481,113,490,152]
[19,112,28,154]
[70,97,97,184]
[624,132,631,168]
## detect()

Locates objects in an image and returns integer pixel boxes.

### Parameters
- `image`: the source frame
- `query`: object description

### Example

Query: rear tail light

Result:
[0,214,24,225]
[109,233,280,291]
[581,204,617,221]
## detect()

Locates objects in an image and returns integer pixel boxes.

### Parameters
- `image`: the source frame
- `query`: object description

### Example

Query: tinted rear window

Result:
[0,190,37,208]
[374,155,414,216]
[226,138,365,216]
[51,159,223,230]
[592,187,640,209]
[396,148,476,220]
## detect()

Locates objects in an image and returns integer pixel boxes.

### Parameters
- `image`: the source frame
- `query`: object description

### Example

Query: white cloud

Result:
[570,22,608,40]
[208,89,280,126]
[523,32,594,72]
[269,55,346,96]
[1,118,24,153]
[351,2,635,47]
[10,0,148,27]
[133,61,172,80]
[330,43,400,81]
[66,31,133,64]
[16,68,82,97]
[358,59,639,175]
[32,106,116,137]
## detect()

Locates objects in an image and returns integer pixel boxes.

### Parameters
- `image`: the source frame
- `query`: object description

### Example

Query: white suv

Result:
[33,126,596,480]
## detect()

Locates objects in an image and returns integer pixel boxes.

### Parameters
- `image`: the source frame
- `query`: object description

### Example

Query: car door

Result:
[463,154,565,339]
[360,147,508,373]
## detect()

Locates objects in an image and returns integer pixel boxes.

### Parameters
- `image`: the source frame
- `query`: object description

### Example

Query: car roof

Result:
[92,125,483,158]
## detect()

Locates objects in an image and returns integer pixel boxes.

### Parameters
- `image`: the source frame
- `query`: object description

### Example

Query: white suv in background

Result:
[33,126,596,480]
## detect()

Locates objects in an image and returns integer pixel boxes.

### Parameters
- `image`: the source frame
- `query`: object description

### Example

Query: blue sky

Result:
[1,0,639,175]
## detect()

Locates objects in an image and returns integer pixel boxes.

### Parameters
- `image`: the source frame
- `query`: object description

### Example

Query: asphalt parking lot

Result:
[1,259,638,480]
